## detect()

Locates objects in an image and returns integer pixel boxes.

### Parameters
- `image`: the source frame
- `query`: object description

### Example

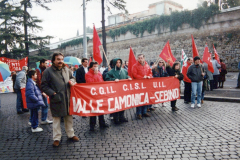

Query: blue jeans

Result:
[30,108,39,129]
[136,106,147,116]
[15,89,23,112]
[191,82,203,104]
[29,95,48,122]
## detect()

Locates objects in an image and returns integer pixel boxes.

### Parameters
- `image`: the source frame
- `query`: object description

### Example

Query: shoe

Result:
[31,127,43,132]
[149,108,155,111]
[41,119,53,124]
[197,104,201,108]
[69,136,79,142]
[28,122,31,126]
[137,114,142,120]
[172,107,179,111]
[100,124,109,128]
[53,140,60,147]
[201,100,204,104]
[17,111,24,114]
[143,113,151,117]
[90,126,94,131]
[184,101,189,104]
[191,104,195,108]
[22,109,29,112]
[162,103,166,107]
[119,118,128,123]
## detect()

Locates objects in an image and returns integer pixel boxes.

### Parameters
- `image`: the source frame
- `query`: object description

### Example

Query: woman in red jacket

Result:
[85,62,109,131]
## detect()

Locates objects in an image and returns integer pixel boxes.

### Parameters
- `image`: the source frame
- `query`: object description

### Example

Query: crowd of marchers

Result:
[11,52,229,147]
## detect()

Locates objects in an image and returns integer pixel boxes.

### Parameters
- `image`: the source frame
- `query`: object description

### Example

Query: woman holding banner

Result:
[105,58,132,124]
[152,59,169,108]
[166,61,183,111]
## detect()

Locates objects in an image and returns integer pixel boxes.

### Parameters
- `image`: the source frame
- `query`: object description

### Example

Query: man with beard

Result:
[105,58,132,124]
[35,59,52,125]
[41,53,79,147]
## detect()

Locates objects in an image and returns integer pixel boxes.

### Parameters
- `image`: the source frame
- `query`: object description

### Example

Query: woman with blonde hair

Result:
[152,59,169,108]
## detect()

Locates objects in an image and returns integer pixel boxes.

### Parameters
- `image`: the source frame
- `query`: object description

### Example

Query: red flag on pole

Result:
[88,57,92,66]
[213,45,220,64]
[191,35,200,59]
[128,47,137,78]
[159,41,176,66]
[93,25,102,64]
[202,44,214,73]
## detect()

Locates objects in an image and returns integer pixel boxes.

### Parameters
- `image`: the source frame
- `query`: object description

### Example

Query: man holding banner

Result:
[132,54,152,119]
[14,66,29,114]
[85,62,109,131]
[41,53,79,147]
[105,58,131,124]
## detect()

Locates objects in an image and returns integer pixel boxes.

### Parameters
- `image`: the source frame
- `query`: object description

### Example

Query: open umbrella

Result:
[0,61,11,82]
[64,56,81,66]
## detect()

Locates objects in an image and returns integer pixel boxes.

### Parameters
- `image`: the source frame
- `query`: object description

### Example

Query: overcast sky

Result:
[28,0,199,43]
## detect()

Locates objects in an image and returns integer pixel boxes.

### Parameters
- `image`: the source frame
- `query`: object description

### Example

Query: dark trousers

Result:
[30,108,39,129]
[113,111,125,122]
[90,115,105,127]
[171,100,177,108]
[16,89,23,112]
[213,75,219,89]
[209,80,214,91]
[184,82,191,102]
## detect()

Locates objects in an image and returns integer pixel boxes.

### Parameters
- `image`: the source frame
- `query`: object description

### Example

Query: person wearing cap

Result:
[187,56,205,108]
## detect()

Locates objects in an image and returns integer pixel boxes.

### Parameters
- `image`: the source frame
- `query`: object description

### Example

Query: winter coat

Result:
[36,65,46,90]
[203,62,213,81]
[132,61,152,79]
[166,66,183,81]
[85,69,104,83]
[76,66,88,83]
[105,58,129,81]
[41,65,76,117]
[212,59,221,75]
[14,70,27,89]
[187,64,205,82]
[26,78,45,109]
[219,62,227,82]
[182,62,192,83]
[152,66,168,78]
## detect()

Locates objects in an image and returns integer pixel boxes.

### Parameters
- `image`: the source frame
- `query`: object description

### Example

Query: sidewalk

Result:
[180,72,240,103]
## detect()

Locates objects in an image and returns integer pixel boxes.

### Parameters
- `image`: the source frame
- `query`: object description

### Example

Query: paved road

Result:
[0,93,240,160]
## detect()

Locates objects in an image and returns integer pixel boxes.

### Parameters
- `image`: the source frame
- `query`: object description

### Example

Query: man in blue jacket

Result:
[26,70,45,132]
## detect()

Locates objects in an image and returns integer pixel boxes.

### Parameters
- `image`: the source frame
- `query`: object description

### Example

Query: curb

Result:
[180,95,240,103]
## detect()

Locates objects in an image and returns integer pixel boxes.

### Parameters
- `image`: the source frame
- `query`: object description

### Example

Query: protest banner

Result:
[70,77,180,116]
[0,57,28,72]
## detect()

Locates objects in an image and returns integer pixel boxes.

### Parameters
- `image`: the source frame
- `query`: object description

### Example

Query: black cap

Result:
[194,56,200,61]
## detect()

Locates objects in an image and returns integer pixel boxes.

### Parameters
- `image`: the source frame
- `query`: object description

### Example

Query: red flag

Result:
[93,25,102,64]
[213,45,220,64]
[88,57,92,66]
[128,47,137,78]
[202,44,214,73]
[191,35,200,59]
[159,41,176,66]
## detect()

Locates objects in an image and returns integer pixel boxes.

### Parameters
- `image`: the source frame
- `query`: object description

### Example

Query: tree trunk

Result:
[101,0,107,67]
[23,1,29,56]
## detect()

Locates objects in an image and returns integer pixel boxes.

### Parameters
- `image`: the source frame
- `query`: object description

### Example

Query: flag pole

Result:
[100,45,109,65]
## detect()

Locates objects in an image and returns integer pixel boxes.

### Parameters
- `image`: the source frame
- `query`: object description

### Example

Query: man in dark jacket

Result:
[187,56,205,108]
[105,58,131,124]
[76,58,88,83]
[41,52,79,147]
[35,59,52,125]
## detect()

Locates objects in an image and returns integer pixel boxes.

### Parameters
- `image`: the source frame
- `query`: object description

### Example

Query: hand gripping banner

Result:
[70,77,180,116]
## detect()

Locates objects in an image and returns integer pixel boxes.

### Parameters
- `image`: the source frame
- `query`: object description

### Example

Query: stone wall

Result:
[33,8,240,71]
